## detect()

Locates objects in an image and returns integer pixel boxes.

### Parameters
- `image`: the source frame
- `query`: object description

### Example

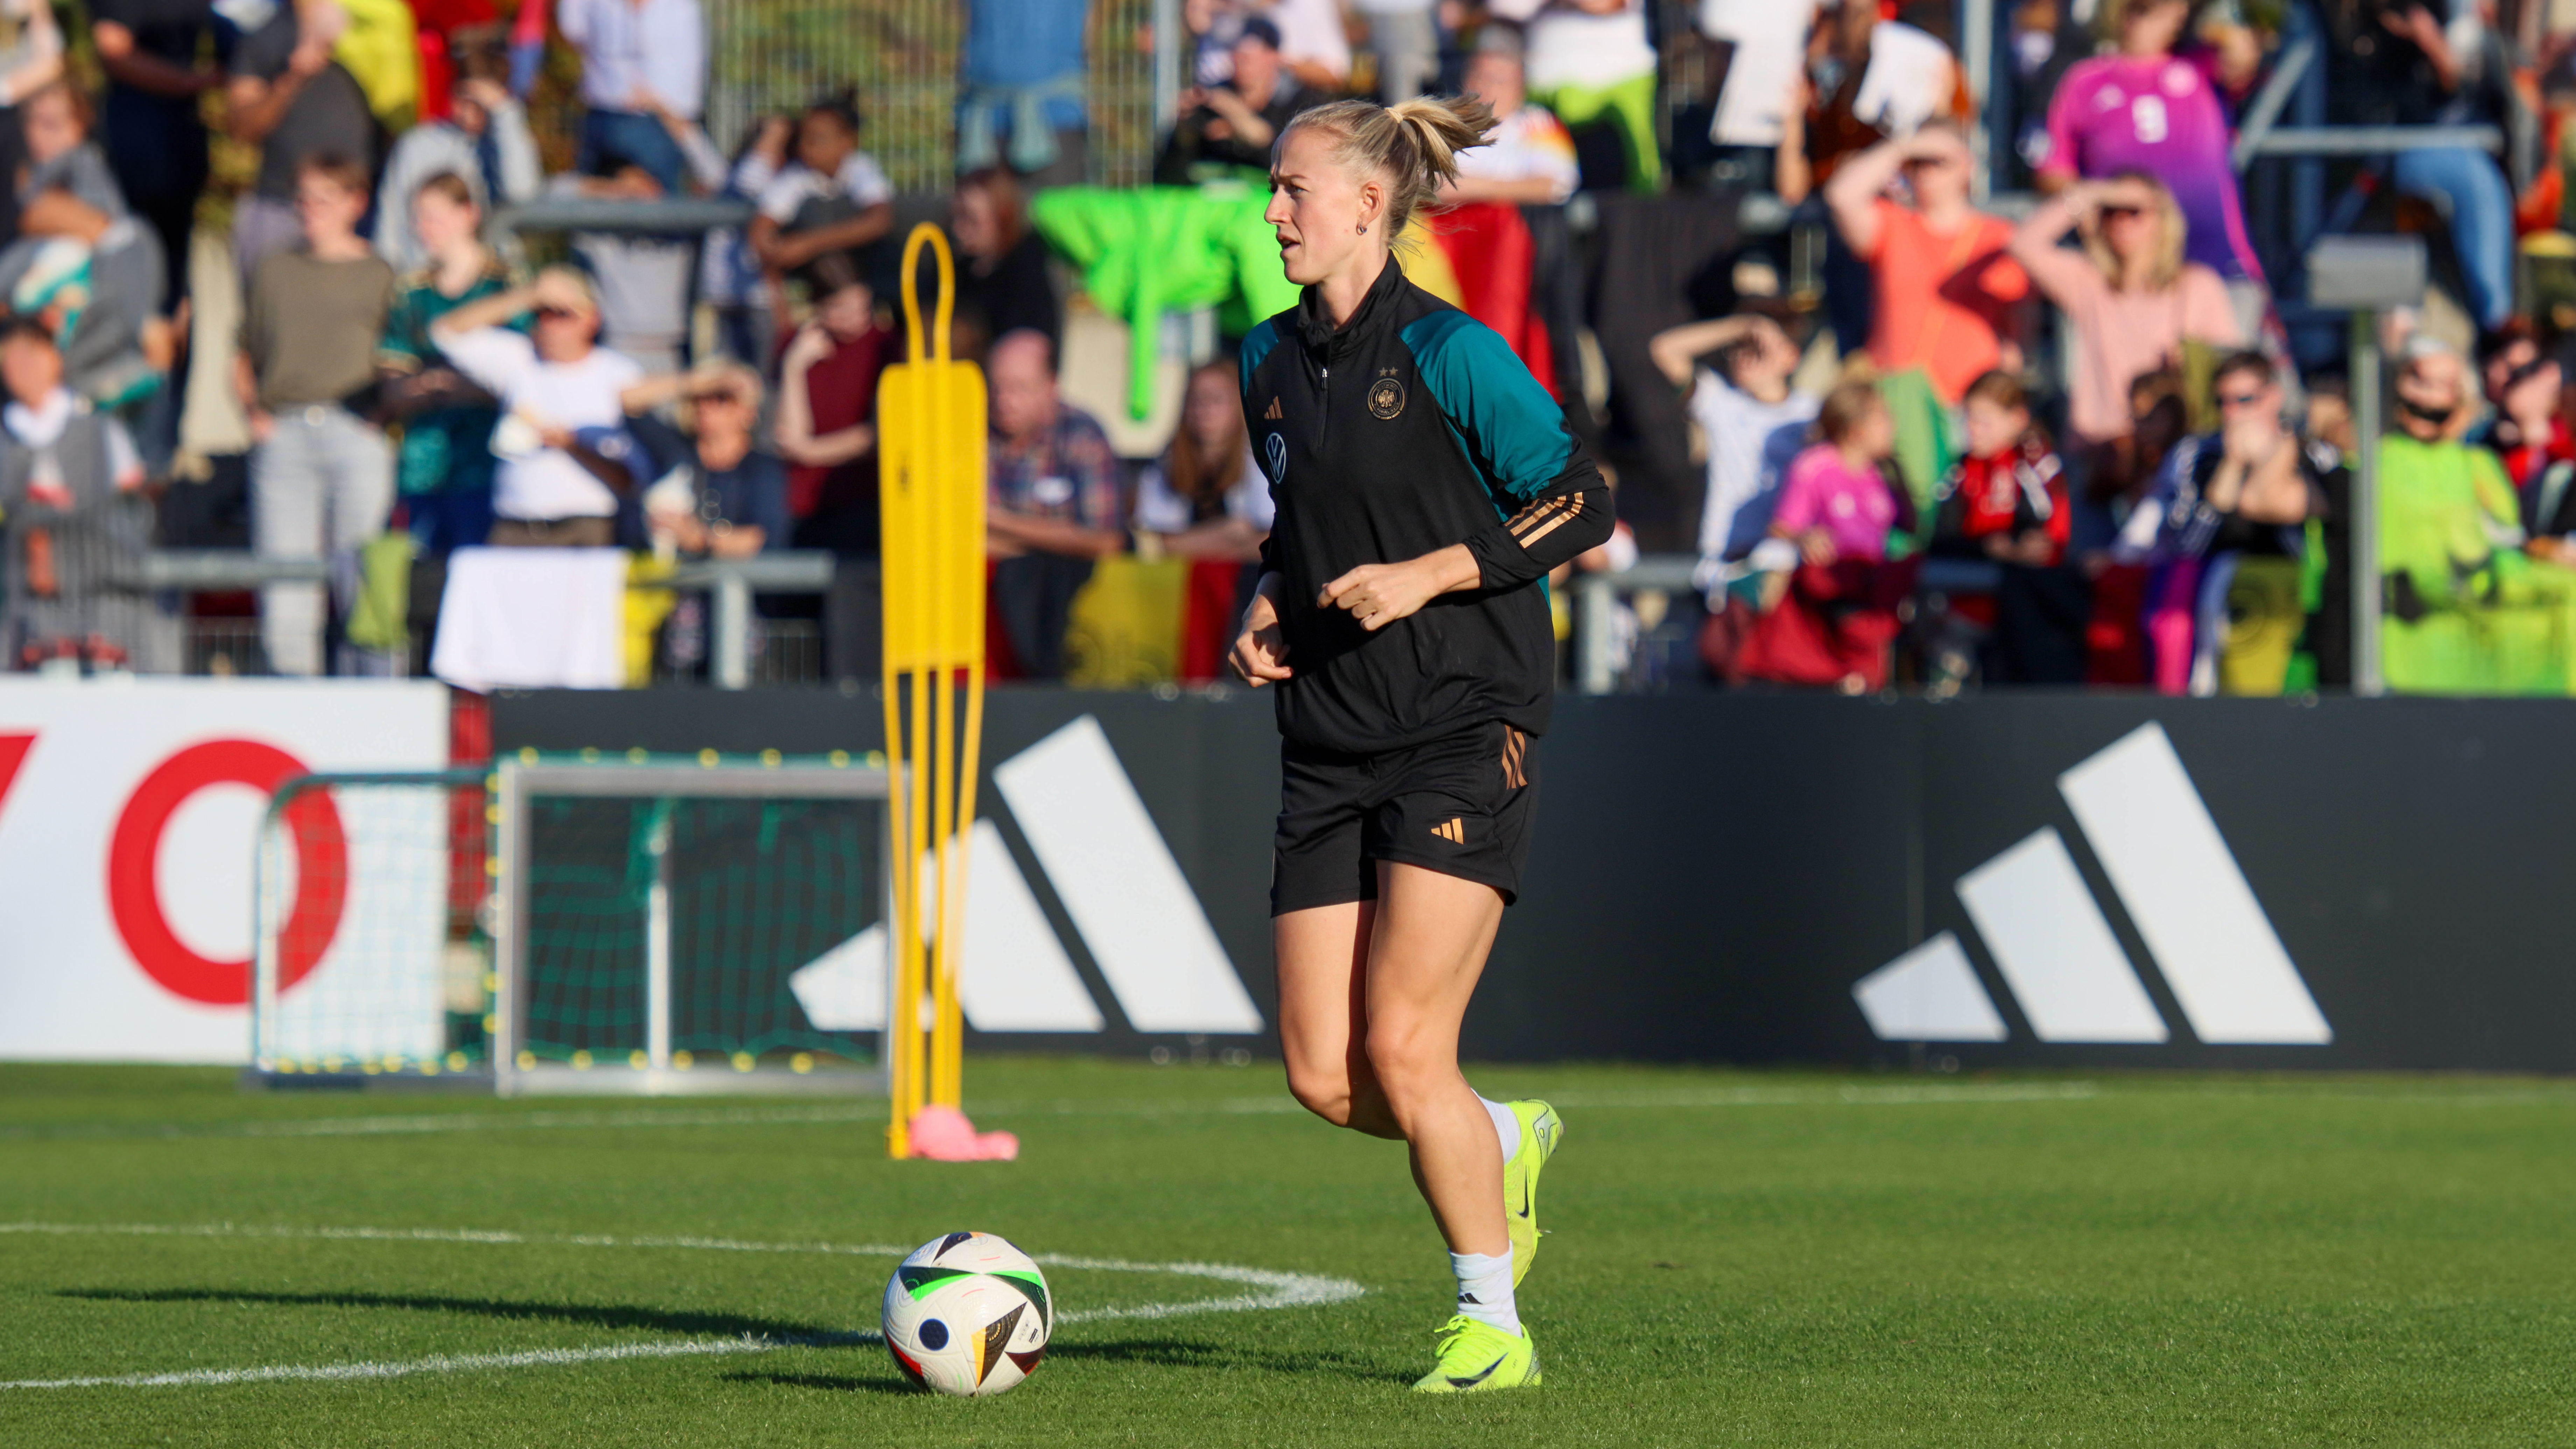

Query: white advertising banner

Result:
[0,679,449,1062]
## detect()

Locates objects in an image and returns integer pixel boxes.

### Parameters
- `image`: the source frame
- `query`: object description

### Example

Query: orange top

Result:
[1857,201,2029,403]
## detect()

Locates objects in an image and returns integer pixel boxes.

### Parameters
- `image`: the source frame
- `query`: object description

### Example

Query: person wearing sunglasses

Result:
[2011,170,2241,543]
[1823,121,2030,519]
[620,361,786,564]
[429,265,649,548]
[2109,350,2328,695]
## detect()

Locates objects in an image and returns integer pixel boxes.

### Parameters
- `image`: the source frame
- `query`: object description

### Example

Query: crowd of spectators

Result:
[5,0,2576,696]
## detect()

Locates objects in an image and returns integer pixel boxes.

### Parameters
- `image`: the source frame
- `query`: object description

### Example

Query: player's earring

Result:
[1356,221,1368,234]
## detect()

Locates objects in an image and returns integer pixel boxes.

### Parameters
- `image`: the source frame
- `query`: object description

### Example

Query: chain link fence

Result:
[700,0,1158,192]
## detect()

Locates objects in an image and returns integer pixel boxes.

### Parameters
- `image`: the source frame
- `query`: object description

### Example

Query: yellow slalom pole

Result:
[923,230,965,1113]
[882,223,986,1155]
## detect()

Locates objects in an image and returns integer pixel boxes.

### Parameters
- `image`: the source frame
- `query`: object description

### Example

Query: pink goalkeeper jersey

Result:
[2040,53,2263,284]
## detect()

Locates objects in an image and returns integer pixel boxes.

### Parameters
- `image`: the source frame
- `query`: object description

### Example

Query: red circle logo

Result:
[106,740,347,1005]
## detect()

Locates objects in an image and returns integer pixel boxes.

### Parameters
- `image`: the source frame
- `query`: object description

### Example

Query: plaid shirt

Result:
[989,404,1121,532]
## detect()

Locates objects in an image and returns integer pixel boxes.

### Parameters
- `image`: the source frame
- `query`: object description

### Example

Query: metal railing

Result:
[665,551,836,689]
[144,549,838,690]
[1571,554,1701,696]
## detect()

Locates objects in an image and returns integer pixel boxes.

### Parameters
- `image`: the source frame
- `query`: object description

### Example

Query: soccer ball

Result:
[881,1231,1052,1397]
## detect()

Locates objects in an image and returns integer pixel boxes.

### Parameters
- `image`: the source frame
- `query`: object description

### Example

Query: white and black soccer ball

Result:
[881,1231,1052,1397]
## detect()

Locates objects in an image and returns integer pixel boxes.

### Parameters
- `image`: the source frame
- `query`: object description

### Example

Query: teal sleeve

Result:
[1402,310,1572,503]
[1402,309,1612,588]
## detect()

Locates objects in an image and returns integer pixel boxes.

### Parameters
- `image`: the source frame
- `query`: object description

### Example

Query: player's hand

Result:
[1797,528,1839,567]
[1319,544,1479,631]
[1227,586,1292,687]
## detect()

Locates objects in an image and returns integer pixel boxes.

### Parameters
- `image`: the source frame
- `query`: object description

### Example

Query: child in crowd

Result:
[1647,308,1819,588]
[0,317,153,671]
[1734,379,1919,693]
[2490,351,2576,552]
[0,78,170,410]
[749,93,895,333]
[235,152,396,678]
[376,171,516,556]
[1932,370,2085,683]
[1772,382,1909,569]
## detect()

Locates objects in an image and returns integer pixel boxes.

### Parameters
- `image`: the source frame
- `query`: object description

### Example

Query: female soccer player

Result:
[1228,93,1612,1392]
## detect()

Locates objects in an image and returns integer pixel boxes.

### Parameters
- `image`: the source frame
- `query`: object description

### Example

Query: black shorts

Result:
[1270,719,1540,915]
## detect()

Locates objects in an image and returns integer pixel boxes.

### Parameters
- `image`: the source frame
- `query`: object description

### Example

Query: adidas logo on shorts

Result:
[1432,818,1466,844]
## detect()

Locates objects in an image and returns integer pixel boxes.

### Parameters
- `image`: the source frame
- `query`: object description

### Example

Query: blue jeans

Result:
[2390,145,2515,333]
[579,108,687,195]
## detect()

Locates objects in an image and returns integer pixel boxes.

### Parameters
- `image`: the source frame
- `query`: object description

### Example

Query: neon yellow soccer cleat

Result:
[1503,1099,1563,1287]
[1410,1315,1540,1393]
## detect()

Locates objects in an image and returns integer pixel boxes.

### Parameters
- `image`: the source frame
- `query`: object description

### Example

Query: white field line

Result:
[0,1336,821,1391]
[0,1084,2103,1142]
[11,1079,2573,1144]
[0,1222,1365,1391]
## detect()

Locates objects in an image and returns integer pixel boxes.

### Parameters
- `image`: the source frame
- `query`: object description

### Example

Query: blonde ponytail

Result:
[1285,93,1497,238]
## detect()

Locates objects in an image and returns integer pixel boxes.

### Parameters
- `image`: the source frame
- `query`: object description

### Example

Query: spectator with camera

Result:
[1157,16,1307,183]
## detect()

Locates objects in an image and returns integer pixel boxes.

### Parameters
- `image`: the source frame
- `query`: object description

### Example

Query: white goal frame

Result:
[491,759,894,1098]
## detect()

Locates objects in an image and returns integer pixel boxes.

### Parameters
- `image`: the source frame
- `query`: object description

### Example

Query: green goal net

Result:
[252,753,892,1094]
[497,754,892,1094]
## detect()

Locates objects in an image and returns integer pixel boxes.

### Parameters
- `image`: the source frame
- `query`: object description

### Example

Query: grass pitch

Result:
[0,1061,2571,1446]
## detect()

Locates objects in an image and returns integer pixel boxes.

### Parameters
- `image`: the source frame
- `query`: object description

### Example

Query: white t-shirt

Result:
[1851,21,1956,138]
[1524,0,1657,92]
[1133,446,1276,533]
[1263,0,1351,82]
[755,152,895,225]
[1700,0,1821,147]
[438,329,647,521]
[1690,369,1819,564]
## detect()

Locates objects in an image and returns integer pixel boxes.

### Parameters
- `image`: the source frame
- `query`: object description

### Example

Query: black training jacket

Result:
[1240,259,1613,755]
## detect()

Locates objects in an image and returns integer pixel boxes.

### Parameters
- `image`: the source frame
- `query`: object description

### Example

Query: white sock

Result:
[1477,1095,1520,1163]
[1450,1250,1520,1334]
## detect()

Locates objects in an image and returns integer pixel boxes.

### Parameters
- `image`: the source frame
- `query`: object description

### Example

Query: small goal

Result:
[250,752,894,1095]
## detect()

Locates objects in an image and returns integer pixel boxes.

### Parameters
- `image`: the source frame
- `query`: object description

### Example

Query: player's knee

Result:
[1360,1021,1443,1106]
[1284,1058,1357,1127]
